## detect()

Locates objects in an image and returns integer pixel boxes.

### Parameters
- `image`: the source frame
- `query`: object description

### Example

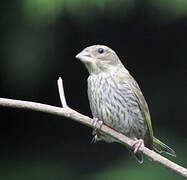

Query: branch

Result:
[57,77,67,108]
[0,78,186,178]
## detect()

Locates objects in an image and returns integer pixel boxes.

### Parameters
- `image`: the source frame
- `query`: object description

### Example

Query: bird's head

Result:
[76,45,122,75]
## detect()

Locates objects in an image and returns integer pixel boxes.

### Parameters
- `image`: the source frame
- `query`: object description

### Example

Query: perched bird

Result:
[76,45,176,163]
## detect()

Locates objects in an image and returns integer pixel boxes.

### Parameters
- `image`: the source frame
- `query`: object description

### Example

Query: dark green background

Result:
[0,0,186,179]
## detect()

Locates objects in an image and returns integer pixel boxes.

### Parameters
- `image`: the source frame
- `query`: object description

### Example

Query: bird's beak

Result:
[75,50,93,63]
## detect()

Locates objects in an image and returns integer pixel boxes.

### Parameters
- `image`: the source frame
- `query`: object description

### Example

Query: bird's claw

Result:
[91,134,98,144]
[92,117,103,131]
[91,117,103,143]
[133,139,144,154]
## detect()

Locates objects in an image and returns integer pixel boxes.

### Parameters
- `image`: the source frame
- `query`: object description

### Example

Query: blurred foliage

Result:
[22,0,187,24]
[151,0,187,20]
[23,0,65,23]
[22,0,135,23]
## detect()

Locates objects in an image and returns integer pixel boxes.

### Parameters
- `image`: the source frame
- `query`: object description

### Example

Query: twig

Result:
[57,77,67,107]
[0,77,186,178]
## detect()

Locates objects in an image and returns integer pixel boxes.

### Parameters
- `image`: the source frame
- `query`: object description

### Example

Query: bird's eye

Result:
[97,48,104,54]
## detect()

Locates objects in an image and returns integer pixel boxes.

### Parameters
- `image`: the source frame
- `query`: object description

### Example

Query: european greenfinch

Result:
[76,45,176,163]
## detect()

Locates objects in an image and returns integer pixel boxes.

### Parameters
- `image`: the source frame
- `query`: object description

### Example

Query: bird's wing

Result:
[126,75,153,139]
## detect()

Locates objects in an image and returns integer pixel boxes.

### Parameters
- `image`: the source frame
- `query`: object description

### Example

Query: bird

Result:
[75,45,176,163]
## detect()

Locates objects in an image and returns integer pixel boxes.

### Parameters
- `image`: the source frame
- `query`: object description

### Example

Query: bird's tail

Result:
[153,137,176,157]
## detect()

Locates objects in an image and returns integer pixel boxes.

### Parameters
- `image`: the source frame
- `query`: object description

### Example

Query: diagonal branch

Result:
[0,77,186,178]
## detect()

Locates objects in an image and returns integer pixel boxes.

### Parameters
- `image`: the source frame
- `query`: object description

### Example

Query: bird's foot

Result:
[91,117,103,143]
[92,117,103,132]
[133,139,144,154]
[91,134,98,143]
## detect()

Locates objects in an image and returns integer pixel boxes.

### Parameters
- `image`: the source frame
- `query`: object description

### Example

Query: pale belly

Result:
[87,74,148,143]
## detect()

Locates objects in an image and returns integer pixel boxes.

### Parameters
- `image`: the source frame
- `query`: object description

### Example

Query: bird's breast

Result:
[87,74,146,140]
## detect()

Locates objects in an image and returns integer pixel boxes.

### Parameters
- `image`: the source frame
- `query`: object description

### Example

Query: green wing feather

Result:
[124,77,153,163]
[126,75,176,157]
[153,137,176,157]
[125,77,153,139]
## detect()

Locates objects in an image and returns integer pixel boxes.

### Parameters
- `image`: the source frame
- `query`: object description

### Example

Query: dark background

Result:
[0,0,186,179]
